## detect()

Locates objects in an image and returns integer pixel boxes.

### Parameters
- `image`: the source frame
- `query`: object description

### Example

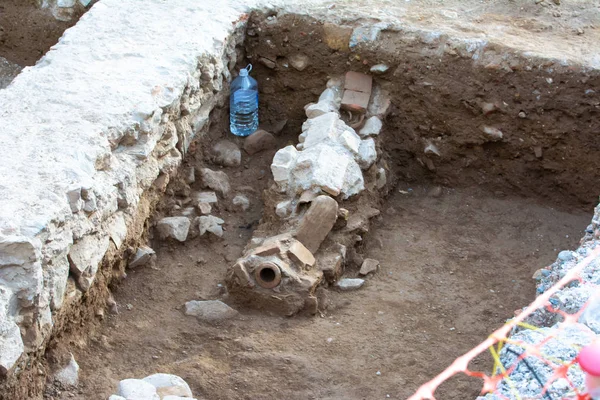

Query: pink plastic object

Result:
[579,342,600,398]
[579,343,600,377]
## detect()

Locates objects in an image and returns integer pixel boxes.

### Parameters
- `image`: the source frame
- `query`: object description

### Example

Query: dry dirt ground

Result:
[57,101,591,399]
[66,176,589,400]
[0,0,88,66]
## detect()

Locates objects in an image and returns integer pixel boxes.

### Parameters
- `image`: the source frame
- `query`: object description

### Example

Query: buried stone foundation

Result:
[226,72,390,314]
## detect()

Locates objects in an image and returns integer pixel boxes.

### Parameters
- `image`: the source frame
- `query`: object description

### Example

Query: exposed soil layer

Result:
[247,12,600,210]
[0,0,89,66]
[65,181,589,400]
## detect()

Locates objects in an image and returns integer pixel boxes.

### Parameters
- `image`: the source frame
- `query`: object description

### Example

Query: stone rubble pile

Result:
[271,72,380,201]
[226,72,389,315]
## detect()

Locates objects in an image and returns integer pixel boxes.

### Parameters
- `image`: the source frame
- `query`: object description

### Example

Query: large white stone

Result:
[292,144,350,196]
[143,373,193,398]
[301,112,339,149]
[271,145,299,187]
[118,379,159,400]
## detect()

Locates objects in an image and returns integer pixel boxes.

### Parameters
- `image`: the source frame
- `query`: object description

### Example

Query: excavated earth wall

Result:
[0,0,599,399]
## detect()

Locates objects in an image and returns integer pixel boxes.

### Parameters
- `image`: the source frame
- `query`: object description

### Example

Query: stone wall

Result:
[0,0,249,391]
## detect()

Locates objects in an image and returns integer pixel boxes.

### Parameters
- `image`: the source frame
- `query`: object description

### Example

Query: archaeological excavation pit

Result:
[1,1,599,400]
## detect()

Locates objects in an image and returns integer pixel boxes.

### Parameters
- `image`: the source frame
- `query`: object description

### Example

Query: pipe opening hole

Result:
[254,263,282,289]
[259,267,276,283]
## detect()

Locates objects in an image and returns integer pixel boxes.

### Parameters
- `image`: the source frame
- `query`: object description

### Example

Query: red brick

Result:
[344,71,373,93]
[253,241,281,257]
[341,90,371,113]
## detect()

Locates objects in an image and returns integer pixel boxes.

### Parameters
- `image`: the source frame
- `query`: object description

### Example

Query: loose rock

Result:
[143,373,193,398]
[482,126,503,141]
[192,191,218,204]
[118,379,159,400]
[275,200,293,218]
[156,217,190,242]
[212,140,241,167]
[196,215,224,237]
[232,195,250,211]
[370,64,389,74]
[53,353,79,387]
[197,202,212,215]
[244,129,276,155]
[184,167,195,184]
[128,246,156,269]
[184,300,238,323]
[424,142,441,156]
[288,53,309,71]
[199,168,231,197]
[359,258,380,276]
[336,278,365,291]
[259,57,276,69]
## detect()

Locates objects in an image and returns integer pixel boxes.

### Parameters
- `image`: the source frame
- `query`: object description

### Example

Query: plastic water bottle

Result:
[230,64,258,137]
